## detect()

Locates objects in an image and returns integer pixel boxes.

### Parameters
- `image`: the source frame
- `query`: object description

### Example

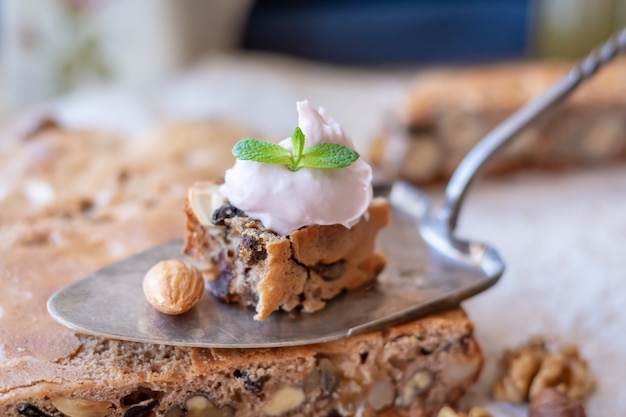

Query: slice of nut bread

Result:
[370,58,626,184]
[0,124,482,417]
[183,183,391,320]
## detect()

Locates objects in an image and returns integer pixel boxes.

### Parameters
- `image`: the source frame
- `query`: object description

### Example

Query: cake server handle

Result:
[440,27,626,234]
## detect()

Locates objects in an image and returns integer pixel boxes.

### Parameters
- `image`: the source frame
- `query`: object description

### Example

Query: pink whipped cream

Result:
[220,101,373,235]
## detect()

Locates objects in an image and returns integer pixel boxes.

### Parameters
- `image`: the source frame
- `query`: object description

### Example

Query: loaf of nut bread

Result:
[370,58,626,184]
[0,122,482,417]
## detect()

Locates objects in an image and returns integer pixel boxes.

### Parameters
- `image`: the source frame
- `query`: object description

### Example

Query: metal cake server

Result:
[48,28,626,348]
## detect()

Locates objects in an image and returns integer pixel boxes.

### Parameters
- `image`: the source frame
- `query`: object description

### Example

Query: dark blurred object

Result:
[529,388,586,417]
[241,0,530,64]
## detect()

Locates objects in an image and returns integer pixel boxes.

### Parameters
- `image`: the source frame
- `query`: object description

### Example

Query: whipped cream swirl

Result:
[220,101,373,235]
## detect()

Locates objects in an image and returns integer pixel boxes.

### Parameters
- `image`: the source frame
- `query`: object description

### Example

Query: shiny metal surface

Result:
[48,182,503,348]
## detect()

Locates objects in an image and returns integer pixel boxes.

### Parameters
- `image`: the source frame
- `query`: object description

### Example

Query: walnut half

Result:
[491,337,595,403]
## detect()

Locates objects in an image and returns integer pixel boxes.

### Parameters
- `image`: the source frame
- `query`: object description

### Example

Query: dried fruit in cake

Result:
[183,101,391,320]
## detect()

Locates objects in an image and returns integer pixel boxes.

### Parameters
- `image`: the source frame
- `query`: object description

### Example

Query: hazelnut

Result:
[50,396,115,417]
[142,260,204,315]
[529,388,586,417]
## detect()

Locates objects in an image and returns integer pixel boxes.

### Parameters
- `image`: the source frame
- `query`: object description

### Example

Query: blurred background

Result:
[1,0,625,143]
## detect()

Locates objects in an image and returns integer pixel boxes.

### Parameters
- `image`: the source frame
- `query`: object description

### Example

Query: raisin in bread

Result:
[0,121,482,417]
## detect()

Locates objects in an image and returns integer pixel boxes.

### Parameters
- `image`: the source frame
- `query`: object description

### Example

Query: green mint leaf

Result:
[291,126,305,166]
[299,143,360,169]
[232,138,293,165]
[231,132,359,172]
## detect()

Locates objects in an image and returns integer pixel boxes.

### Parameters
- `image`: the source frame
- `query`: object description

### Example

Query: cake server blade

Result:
[47,182,502,348]
[48,28,626,348]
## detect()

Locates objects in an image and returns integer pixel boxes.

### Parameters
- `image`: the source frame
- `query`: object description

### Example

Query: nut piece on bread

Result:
[183,182,391,320]
[142,260,205,315]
